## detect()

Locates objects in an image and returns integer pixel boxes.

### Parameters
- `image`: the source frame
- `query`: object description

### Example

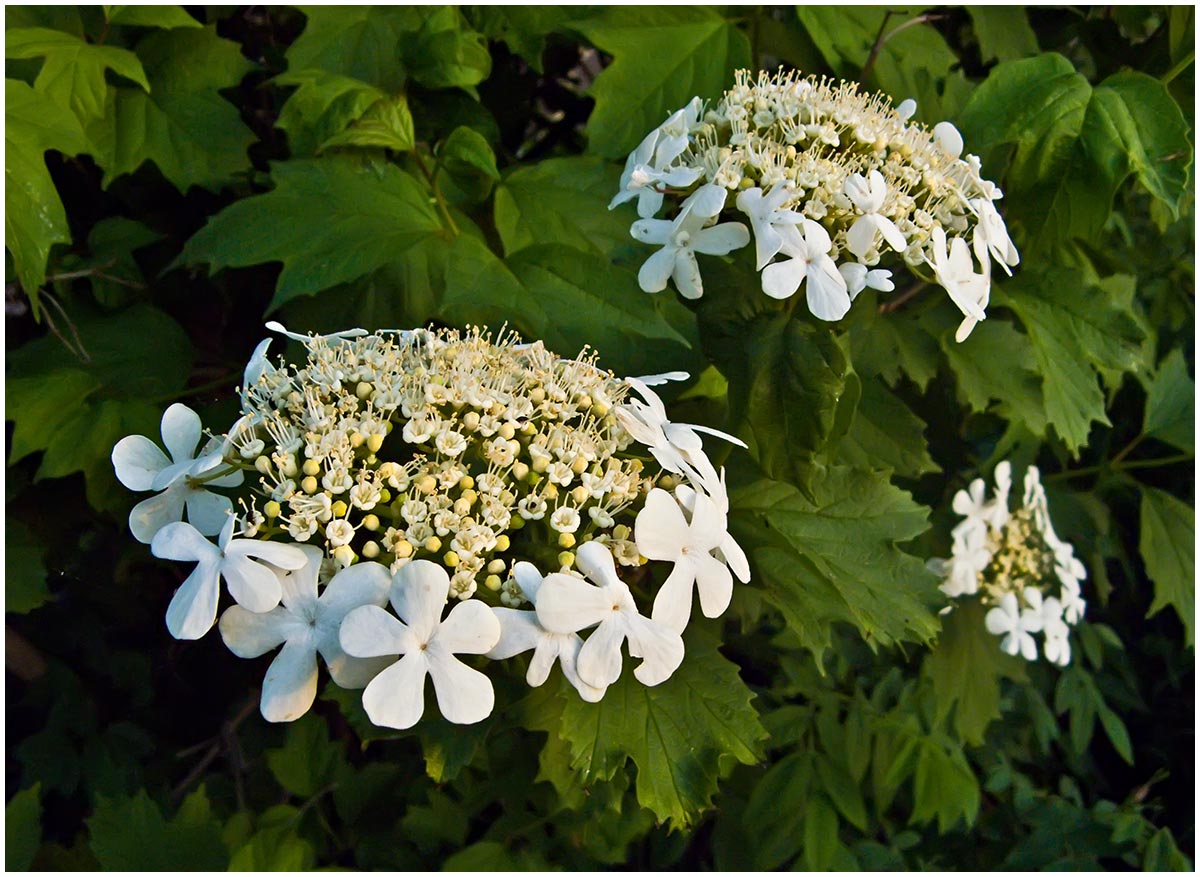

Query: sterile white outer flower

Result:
[951,477,992,537]
[485,562,606,702]
[990,460,1013,529]
[932,121,964,159]
[609,102,706,218]
[635,488,739,633]
[535,541,684,689]
[761,219,851,321]
[112,403,243,543]
[984,590,1041,661]
[839,263,894,300]
[674,476,751,587]
[938,525,990,598]
[151,516,309,640]
[218,545,392,722]
[614,376,745,480]
[265,320,367,345]
[926,226,989,342]
[843,171,907,260]
[1023,588,1071,667]
[1059,580,1087,626]
[631,205,750,299]
[969,197,1020,275]
[339,560,501,729]
[735,185,805,269]
[243,337,274,389]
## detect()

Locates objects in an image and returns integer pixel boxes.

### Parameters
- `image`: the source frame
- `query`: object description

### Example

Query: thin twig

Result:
[863,13,948,80]
[878,281,928,314]
[39,291,90,362]
[170,694,259,804]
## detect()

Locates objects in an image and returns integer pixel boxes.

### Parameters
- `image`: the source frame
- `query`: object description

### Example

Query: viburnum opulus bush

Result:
[5,6,1194,871]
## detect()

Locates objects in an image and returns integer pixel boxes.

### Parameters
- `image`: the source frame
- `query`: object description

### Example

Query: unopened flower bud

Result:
[363,514,380,531]
[362,540,380,559]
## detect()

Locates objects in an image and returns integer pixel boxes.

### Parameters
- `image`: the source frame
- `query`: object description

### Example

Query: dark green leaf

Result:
[838,376,939,478]
[320,93,415,154]
[942,317,1048,436]
[275,69,393,157]
[5,519,52,614]
[228,805,316,871]
[88,26,256,192]
[966,8,1039,62]
[103,5,201,29]
[574,8,751,159]
[815,758,868,831]
[5,783,42,870]
[400,7,491,90]
[265,715,346,798]
[87,789,228,870]
[1144,828,1193,871]
[1139,486,1194,645]
[803,794,840,870]
[437,125,498,204]
[286,6,422,91]
[556,625,765,829]
[1143,348,1194,453]
[180,157,443,308]
[5,78,88,313]
[730,466,940,660]
[465,6,571,72]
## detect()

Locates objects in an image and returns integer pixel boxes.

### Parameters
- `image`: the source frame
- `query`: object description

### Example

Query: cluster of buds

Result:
[611,68,1019,340]
[931,462,1086,666]
[113,324,750,727]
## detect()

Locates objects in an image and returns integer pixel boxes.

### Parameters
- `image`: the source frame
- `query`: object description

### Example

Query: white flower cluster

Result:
[931,461,1087,666]
[611,69,1019,340]
[112,324,750,726]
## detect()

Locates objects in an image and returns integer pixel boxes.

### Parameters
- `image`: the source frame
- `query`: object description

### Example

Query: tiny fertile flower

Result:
[152,515,309,640]
[219,545,392,722]
[635,488,737,633]
[340,560,501,729]
[535,541,684,689]
[485,562,606,701]
[761,219,851,321]
[843,171,907,261]
[112,403,244,543]
[632,205,750,299]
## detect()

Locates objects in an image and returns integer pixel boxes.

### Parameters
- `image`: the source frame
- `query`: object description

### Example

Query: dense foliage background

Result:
[5,5,1194,870]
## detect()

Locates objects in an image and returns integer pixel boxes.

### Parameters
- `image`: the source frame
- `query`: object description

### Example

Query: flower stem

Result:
[412,149,461,238]
[1162,50,1194,86]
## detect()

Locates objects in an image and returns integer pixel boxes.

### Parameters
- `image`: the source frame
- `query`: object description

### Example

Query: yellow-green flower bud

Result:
[558,532,576,549]
[301,476,319,494]
[394,539,414,559]
[363,514,380,531]
[331,500,348,517]
[487,559,505,574]
[362,541,380,559]
[367,433,385,454]
[495,535,510,552]
[254,455,272,474]
[443,550,460,568]
[424,536,442,553]
[356,381,373,400]
[558,550,575,568]
[264,501,281,519]
[302,459,321,477]
[485,574,503,591]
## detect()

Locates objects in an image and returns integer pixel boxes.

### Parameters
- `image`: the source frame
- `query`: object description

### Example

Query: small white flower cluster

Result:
[611,69,1019,340]
[112,324,750,726]
[931,462,1087,666]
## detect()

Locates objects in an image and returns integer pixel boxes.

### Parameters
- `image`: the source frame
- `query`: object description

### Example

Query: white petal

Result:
[535,573,611,633]
[761,258,805,300]
[635,488,690,560]
[164,558,222,640]
[635,187,666,219]
[637,246,676,293]
[845,215,878,261]
[112,435,169,491]
[574,540,620,588]
[436,600,501,655]
[753,222,784,271]
[427,647,495,725]
[933,121,964,159]
[221,554,283,613]
[150,459,196,492]
[682,183,727,218]
[130,486,188,544]
[391,560,450,643]
[526,639,559,687]
[839,262,868,297]
[630,218,674,246]
[361,653,429,730]
[151,520,220,563]
[576,618,627,689]
[694,553,734,618]
[229,539,308,571]
[801,219,832,255]
[671,247,704,300]
[511,561,543,603]
[160,403,202,464]
[804,258,852,321]
[625,615,685,686]
[650,560,697,634]
[688,423,748,448]
[692,222,750,256]
[185,488,233,537]
[260,639,318,723]
[319,641,392,689]
[664,421,704,451]
[243,337,272,388]
[317,560,390,618]
[720,534,752,583]
[277,544,322,613]
[875,215,908,252]
[485,608,543,660]
[687,492,728,553]
[557,637,607,702]
[218,605,299,658]
[340,604,414,658]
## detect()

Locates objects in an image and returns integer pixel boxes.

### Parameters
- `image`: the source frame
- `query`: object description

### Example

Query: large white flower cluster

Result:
[931,461,1087,666]
[112,324,750,726]
[611,68,1019,340]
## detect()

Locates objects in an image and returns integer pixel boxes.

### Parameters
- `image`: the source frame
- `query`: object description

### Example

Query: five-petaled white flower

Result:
[674,473,750,587]
[838,263,895,300]
[761,219,851,321]
[936,525,989,598]
[151,515,309,640]
[535,541,684,689]
[635,487,740,633]
[926,226,990,342]
[1023,589,1071,667]
[843,171,907,261]
[614,377,745,481]
[339,560,501,729]
[219,544,392,722]
[631,205,750,299]
[112,403,244,544]
[485,562,606,702]
[984,590,1043,661]
[609,100,706,218]
[735,185,806,269]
